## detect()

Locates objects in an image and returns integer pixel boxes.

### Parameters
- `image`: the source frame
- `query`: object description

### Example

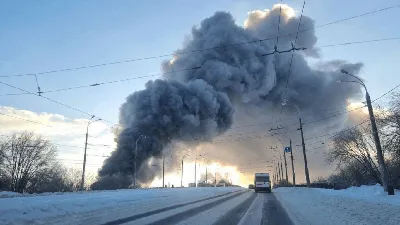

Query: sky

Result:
[0,0,400,186]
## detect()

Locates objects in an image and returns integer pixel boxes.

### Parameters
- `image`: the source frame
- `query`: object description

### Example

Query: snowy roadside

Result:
[0,188,174,199]
[274,185,400,225]
[0,187,243,225]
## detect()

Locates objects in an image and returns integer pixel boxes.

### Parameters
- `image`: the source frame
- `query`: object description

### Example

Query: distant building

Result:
[216,182,226,187]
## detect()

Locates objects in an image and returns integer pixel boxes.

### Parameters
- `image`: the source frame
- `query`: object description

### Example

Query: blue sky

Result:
[1,0,399,124]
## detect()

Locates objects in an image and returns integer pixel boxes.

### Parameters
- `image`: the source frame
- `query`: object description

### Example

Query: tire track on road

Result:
[261,193,293,225]
[102,190,243,225]
[147,191,249,225]
[212,192,257,225]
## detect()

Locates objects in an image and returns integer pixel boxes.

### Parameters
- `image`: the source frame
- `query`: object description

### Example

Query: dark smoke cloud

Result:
[99,79,233,182]
[96,4,363,185]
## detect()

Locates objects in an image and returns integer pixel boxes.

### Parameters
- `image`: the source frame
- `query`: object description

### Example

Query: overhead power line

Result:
[1,3,399,78]
[0,112,53,127]
[0,67,201,96]
[283,0,306,102]
[2,46,306,96]
[318,37,400,48]
[304,119,369,141]
[276,0,283,46]
[0,81,117,126]
[1,36,398,97]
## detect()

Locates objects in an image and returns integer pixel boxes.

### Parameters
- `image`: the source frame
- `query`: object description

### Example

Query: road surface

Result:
[1,188,293,225]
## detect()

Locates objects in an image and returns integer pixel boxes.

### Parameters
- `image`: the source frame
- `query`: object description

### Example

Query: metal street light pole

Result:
[279,154,284,183]
[194,160,197,187]
[81,116,101,191]
[282,102,311,187]
[181,159,184,187]
[162,156,165,188]
[340,69,389,191]
[290,139,296,186]
[205,165,208,184]
[215,166,218,186]
[134,134,146,188]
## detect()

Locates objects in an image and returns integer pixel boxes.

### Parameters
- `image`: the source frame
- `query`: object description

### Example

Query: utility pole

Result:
[81,116,100,191]
[340,69,389,192]
[276,165,280,182]
[134,135,146,188]
[281,102,310,187]
[181,159,183,187]
[205,165,208,184]
[366,92,389,191]
[81,125,89,191]
[299,117,311,187]
[283,148,288,184]
[214,170,217,186]
[162,156,165,188]
[194,161,197,187]
[280,155,284,183]
[290,139,296,186]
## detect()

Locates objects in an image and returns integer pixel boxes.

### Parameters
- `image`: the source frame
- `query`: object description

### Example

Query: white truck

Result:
[254,173,271,193]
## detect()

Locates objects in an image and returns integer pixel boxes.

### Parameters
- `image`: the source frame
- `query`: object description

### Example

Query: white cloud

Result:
[0,106,116,173]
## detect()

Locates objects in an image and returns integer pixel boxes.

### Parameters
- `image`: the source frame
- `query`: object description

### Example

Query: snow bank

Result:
[316,184,400,206]
[0,188,155,199]
[274,186,400,225]
[0,191,22,198]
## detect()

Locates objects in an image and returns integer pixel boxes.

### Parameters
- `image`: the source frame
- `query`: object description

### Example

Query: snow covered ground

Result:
[0,187,243,225]
[3,185,398,225]
[274,185,400,225]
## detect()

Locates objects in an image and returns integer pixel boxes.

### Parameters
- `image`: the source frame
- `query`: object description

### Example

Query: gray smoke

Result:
[97,4,363,184]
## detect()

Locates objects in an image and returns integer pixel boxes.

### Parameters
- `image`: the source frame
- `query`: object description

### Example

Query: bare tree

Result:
[0,132,57,193]
[379,92,400,158]
[327,127,381,184]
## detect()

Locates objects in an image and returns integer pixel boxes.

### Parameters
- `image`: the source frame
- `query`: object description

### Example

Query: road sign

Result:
[284,147,291,153]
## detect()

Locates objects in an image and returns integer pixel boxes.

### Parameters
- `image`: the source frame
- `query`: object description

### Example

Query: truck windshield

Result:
[255,176,270,182]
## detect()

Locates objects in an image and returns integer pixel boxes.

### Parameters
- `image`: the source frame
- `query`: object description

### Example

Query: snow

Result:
[0,191,22,198]
[237,193,264,225]
[316,184,400,206]
[0,187,243,225]
[274,185,400,225]
[176,191,253,225]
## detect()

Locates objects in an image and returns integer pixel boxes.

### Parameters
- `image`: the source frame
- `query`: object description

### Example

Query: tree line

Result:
[0,132,84,193]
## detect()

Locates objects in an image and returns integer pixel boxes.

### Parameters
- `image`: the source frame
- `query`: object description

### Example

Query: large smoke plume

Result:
[97,4,362,184]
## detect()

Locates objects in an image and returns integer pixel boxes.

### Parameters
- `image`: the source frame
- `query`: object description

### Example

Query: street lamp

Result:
[81,115,101,191]
[340,69,389,192]
[134,134,147,188]
[282,101,311,187]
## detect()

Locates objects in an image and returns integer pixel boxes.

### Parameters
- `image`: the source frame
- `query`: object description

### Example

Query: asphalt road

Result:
[103,190,293,225]
[33,189,293,225]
